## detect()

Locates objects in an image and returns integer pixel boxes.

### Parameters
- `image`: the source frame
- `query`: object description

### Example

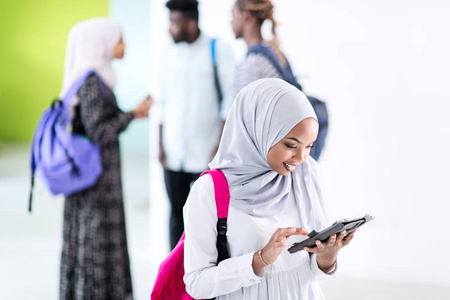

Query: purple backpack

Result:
[151,169,230,300]
[29,71,103,212]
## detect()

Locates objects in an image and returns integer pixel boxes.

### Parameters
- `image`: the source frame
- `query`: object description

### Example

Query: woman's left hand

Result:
[304,230,356,273]
[133,95,154,119]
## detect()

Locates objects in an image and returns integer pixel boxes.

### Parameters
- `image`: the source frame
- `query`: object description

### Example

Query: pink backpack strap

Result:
[200,169,230,263]
[200,169,229,219]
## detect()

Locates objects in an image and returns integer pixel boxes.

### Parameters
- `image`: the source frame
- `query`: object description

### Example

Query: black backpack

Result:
[247,44,329,161]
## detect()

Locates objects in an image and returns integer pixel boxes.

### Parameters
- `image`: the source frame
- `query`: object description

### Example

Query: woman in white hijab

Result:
[183,78,355,299]
[59,18,152,300]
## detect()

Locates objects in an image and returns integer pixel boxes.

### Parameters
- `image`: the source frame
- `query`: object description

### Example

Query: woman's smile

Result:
[283,162,298,172]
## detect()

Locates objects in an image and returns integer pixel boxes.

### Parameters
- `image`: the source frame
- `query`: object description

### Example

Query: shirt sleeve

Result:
[78,75,134,145]
[215,39,236,121]
[309,253,338,276]
[183,175,263,299]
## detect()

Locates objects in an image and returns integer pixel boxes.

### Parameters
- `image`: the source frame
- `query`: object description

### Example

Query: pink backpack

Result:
[151,169,230,300]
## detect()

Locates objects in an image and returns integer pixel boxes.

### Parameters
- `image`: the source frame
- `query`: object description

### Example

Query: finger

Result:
[276,240,288,247]
[291,227,309,237]
[278,227,309,238]
[336,230,346,243]
[326,234,337,247]
[274,227,295,239]
[342,231,356,246]
[304,246,319,254]
[275,228,308,244]
[315,240,326,251]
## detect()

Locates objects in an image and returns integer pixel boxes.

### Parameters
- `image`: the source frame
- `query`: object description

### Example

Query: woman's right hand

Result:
[253,227,308,274]
[133,95,153,119]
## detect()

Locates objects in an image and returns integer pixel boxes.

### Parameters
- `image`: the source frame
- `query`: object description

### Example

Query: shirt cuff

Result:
[237,252,264,287]
[310,253,338,276]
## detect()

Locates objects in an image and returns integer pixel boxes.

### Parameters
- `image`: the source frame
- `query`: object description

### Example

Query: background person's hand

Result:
[304,230,356,272]
[158,146,168,169]
[133,95,153,119]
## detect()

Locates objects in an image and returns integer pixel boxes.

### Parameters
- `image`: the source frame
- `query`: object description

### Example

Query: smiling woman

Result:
[267,118,319,176]
[182,78,355,300]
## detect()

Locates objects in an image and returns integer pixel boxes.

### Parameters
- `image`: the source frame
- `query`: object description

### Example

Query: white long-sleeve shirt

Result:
[158,33,236,173]
[183,175,332,300]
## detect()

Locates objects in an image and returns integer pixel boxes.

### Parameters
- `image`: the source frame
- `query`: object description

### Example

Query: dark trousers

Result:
[164,169,201,249]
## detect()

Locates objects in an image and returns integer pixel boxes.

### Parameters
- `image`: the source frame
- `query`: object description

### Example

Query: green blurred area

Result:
[0,0,108,141]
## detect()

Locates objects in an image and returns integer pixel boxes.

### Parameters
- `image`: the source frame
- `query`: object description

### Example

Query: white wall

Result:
[109,0,152,153]
[276,0,450,286]
[148,0,450,286]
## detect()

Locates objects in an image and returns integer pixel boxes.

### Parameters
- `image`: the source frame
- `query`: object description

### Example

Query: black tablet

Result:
[287,214,374,254]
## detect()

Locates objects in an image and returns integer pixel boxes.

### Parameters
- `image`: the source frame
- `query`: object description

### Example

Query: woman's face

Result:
[231,2,244,39]
[113,36,125,59]
[267,118,319,176]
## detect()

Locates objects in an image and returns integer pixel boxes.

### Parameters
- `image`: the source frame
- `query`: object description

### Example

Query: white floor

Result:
[1,142,449,300]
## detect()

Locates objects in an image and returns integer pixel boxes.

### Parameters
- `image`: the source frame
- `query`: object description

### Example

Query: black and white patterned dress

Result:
[60,74,134,300]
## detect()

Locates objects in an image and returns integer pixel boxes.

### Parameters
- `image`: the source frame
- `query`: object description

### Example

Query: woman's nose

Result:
[293,148,308,164]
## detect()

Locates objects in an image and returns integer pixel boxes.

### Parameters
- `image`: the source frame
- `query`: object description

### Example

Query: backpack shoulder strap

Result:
[211,38,223,106]
[247,43,284,74]
[61,70,96,107]
[200,169,230,263]
[247,43,303,91]
[211,38,217,67]
[201,169,229,218]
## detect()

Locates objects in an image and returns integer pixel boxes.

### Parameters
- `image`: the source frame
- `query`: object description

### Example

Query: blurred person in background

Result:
[158,0,236,249]
[231,0,327,160]
[59,18,152,300]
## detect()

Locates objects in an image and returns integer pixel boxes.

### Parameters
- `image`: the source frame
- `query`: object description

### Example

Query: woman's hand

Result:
[253,227,308,274]
[133,95,153,119]
[304,230,356,273]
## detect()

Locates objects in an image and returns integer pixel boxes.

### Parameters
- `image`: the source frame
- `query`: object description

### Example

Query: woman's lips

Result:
[283,162,298,172]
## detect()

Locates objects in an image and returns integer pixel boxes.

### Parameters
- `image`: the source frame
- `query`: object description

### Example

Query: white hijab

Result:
[209,78,328,231]
[59,18,121,99]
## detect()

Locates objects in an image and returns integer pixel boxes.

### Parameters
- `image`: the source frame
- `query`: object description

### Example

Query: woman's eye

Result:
[306,145,315,149]
[285,143,297,149]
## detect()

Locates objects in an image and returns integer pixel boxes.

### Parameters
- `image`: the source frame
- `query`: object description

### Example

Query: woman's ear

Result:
[242,10,253,22]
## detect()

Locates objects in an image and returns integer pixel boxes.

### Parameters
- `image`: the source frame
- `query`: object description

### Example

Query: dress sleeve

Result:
[77,75,134,145]
[183,176,263,299]
[309,253,338,276]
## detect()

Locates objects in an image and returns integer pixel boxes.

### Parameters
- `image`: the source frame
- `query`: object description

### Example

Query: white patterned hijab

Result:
[59,18,121,99]
[209,78,328,231]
